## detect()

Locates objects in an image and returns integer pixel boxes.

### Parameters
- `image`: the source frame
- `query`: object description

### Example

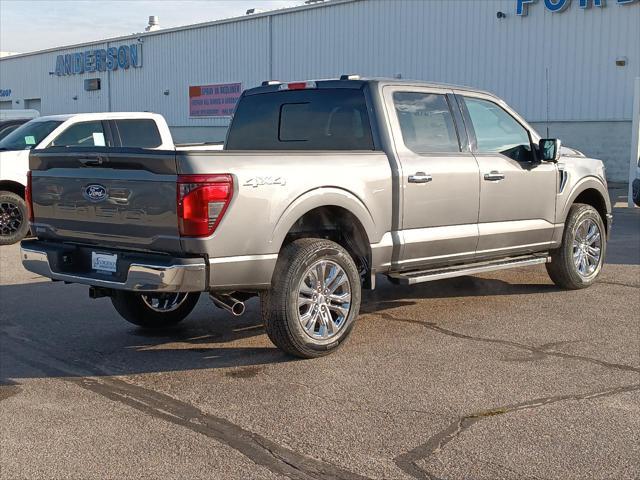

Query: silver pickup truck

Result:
[21,77,612,358]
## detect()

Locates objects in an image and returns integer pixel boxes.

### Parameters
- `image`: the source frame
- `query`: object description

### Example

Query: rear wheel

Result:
[0,191,29,246]
[111,291,200,328]
[546,203,606,289]
[262,238,361,359]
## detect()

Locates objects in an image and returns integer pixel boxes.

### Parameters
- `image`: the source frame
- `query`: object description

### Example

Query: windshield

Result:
[0,120,63,151]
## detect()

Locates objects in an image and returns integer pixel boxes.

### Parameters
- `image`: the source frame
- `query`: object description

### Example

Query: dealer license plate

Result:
[91,252,117,273]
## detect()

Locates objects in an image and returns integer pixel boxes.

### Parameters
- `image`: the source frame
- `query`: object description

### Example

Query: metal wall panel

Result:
[271,0,639,122]
[1,0,638,124]
[0,42,111,115]
[108,17,270,127]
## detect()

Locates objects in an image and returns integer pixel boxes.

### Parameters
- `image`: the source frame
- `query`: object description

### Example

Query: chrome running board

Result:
[388,255,550,285]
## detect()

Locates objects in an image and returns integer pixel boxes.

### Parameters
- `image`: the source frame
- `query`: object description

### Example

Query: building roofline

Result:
[0,0,359,61]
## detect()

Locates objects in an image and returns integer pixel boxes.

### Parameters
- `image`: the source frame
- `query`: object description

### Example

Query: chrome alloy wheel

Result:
[572,218,602,277]
[141,292,189,312]
[0,201,23,237]
[297,260,352,341]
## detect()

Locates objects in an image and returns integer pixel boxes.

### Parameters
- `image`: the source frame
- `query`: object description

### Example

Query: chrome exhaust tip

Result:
[210,293,246,317]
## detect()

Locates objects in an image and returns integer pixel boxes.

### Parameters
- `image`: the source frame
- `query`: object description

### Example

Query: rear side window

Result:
[113,119,162,148]
[51,121,106,147]
[226,88,374,150]
[393,92,460,153]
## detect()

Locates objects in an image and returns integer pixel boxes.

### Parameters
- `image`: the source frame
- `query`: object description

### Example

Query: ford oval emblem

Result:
[83,184,108,202]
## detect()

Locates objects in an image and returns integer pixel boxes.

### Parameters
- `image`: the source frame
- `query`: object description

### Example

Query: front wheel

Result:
[546,203,606,289]
[262,238,361,359]
[0,191,30,246]
[111,291,200,328]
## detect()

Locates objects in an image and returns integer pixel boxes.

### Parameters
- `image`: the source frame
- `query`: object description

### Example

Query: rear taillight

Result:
[177,174,233,237]
[25,171,34,223]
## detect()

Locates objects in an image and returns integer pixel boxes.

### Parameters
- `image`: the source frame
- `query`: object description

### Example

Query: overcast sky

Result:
[0,0,302,53]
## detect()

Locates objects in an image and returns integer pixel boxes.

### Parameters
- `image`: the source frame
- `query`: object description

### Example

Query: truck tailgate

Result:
[29,148,182,253]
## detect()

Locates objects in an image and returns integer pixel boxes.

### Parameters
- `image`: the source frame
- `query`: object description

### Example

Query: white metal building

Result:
[0,0,638,180]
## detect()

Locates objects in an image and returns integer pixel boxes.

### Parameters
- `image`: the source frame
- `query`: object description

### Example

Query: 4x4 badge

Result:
[243,177,286,188]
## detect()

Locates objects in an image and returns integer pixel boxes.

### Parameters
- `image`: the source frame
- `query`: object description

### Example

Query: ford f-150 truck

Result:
[0,112,222,245]
[21,77,612,358]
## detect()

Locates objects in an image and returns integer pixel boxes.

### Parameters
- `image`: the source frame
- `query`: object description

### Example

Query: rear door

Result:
[30,121,181,253]
[457,93,557,257]
[382,85,480,270]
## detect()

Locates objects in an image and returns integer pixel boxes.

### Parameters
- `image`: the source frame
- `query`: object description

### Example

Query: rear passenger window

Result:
[226,88,374,151]
[114,119,162,148]
[51,121,106,147]
[393,92,460,153]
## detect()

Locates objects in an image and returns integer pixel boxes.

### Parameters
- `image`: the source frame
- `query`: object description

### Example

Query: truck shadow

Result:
[0,273,560,385]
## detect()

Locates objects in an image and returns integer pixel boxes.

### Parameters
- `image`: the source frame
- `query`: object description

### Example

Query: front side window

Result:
[0,120,62,151]
[51,121,106,147]
[393,92,460,153]
[464,97,533,162]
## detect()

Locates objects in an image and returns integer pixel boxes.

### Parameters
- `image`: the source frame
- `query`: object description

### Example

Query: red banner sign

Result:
[189,82,242,117]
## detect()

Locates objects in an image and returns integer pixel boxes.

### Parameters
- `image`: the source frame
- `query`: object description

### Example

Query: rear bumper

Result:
[20,239,206,292]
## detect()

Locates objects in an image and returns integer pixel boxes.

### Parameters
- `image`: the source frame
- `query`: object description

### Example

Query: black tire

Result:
[0,191,29,246]
[261,238,361,359]
[110,291,200,328]
[546,203,606,290]
[632,178,640,207]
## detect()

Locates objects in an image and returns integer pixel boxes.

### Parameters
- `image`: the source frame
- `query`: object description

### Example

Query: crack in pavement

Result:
[362,309,640,374]
[2,336,370,480]
[393,383,640,480]
[596,280,639,289]
[359,308,640,479]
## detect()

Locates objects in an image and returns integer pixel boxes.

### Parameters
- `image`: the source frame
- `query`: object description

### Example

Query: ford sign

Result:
[517,0,638,16]
[83,184,108,202]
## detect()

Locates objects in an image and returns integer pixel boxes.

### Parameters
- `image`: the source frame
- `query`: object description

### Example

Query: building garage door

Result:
[24,98,41,112]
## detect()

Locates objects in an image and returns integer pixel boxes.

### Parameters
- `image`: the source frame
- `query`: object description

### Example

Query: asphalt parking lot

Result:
[1,206,638,480]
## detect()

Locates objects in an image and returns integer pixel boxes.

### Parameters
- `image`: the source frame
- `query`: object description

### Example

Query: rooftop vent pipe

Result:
[145,16,160,32]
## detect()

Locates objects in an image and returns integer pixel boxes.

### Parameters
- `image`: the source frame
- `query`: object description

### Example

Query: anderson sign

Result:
[517,0,638,15]
[54,44,142,76]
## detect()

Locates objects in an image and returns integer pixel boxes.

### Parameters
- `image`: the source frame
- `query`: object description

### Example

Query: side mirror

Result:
[539,138,561,163]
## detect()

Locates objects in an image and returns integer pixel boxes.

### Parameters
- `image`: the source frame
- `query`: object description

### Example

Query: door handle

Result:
[483,171,505,181]
[78,156,104,167]
[408,172,432,184]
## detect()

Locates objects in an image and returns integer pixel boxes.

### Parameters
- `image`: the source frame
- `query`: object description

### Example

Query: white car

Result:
[0,112,177,245]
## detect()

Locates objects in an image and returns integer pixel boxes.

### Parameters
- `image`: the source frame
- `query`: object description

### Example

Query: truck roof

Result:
[245,77,496,98]
[29,112,164,123]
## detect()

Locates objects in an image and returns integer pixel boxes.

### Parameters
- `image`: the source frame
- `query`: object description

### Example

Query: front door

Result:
[383,86,480,271]
[458,93,558,258]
